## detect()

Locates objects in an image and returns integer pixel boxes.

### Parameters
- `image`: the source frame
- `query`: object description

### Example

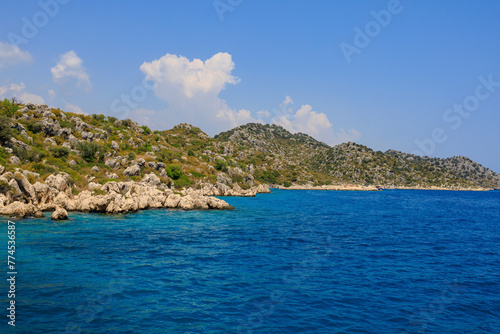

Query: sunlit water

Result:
[1,190,499,333]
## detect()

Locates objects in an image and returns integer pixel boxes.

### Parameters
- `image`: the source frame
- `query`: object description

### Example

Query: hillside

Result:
[216,123,499,189]
[0,98,498,218]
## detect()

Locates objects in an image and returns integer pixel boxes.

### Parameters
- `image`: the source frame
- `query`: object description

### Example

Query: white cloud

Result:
[20,92,45,104]
[141,52,239,99]
[0,42,32,70]
[257,110,271,119]
[138,52,251,132]
[0,82,44,104]
[65,103,86,115]
[282,95,293,106]
[272,99,361,146]
[51,51,92,91]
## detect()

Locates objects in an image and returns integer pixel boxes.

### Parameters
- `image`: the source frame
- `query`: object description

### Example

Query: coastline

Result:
[276,184,490,191]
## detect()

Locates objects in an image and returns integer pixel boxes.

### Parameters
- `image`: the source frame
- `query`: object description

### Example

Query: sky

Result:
[1,0,499,172]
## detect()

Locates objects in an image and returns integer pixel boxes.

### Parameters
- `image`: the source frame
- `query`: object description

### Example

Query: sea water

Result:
[1,190,499,333]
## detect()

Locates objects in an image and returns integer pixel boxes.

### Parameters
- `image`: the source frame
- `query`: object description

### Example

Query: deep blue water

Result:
[1,190,500,333]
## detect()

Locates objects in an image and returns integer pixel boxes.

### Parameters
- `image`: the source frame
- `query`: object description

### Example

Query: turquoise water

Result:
[1,190,499,333]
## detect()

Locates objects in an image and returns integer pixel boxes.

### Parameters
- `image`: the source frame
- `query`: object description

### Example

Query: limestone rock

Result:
[123,165,140,177]
[45,173,70,194]
[9,156,20,165]
[111,141,119,150]
[105,158,120,169]
[91,166,100,173]
[141,173,161,187]
[52,206,68,220]
[0,201,38,218]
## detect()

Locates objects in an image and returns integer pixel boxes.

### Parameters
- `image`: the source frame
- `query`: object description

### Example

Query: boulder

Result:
[9,156,20,165]
[14,172,36,203]
[52,206,68,220]
[105,158,120,169]
[36,119,61,136]
[81,131,94,140]
[57,128,72,137]
[91,166,100,173]
[105,172,118,179]
[141,173,161,187]
[44,138,57,146]
[45,173,70,194]
[123,165,140,177]
[34,210,45,218]
[0,202,38,218]
[111,141,119,150]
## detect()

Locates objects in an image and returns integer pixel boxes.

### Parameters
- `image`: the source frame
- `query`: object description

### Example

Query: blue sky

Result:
[1,0,499,172]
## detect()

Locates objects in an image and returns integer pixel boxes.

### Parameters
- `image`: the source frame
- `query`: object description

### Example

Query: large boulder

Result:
[45,173,70,194]
[52,206,68,220]
[105,158,120,169]
[0,201,38,218]
[13,172,36,203]
[9,156,20,165]
[36,119,61,136]
[123,165,140,177]
[141,173,161,186]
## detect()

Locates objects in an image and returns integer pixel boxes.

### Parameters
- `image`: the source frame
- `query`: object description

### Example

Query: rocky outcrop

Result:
[123,165,140,177]
[52,206,68,220]
[105,158,120,169]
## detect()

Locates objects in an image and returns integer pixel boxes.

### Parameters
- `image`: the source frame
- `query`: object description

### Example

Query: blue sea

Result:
[1,190,500,333]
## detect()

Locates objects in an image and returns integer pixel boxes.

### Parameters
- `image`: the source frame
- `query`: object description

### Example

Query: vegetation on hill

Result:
[0,100,498,194]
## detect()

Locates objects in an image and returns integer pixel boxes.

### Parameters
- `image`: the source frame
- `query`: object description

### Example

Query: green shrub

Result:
[26,121,43,134]
[49,146,70,159]
[122,119,132,127]
[215,159,228,172]
[139,142,152,152]
[33,163,56,175]
[174,174,192,189]
[92,114,105,122]
[190,171,205,178]
[283,181,292,187]
[77,142,100,163]
[166,164,182,180]
[12,147,45,163]
[0,180,13,194]
[0,98,19,117]
[59,120,75,132]
[107,116,117,123]
[0,116,13,145]
[128,152,136,161]
[187,149,195,156]
[141,125,151,135]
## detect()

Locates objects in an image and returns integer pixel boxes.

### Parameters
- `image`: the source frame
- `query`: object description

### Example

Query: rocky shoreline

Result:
[277,184,379,191]
[0,168,271,220]
[277,184,489,191]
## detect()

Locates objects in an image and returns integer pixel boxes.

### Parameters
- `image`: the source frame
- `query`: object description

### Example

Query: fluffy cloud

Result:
[51,51,92,91]
[0,82,45,104]
[272,97,361,146]
[65,103,86,115]
[0,42,32,70]
[140,52,239,99]
[20,92,45,104]
[138,52,253,132]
